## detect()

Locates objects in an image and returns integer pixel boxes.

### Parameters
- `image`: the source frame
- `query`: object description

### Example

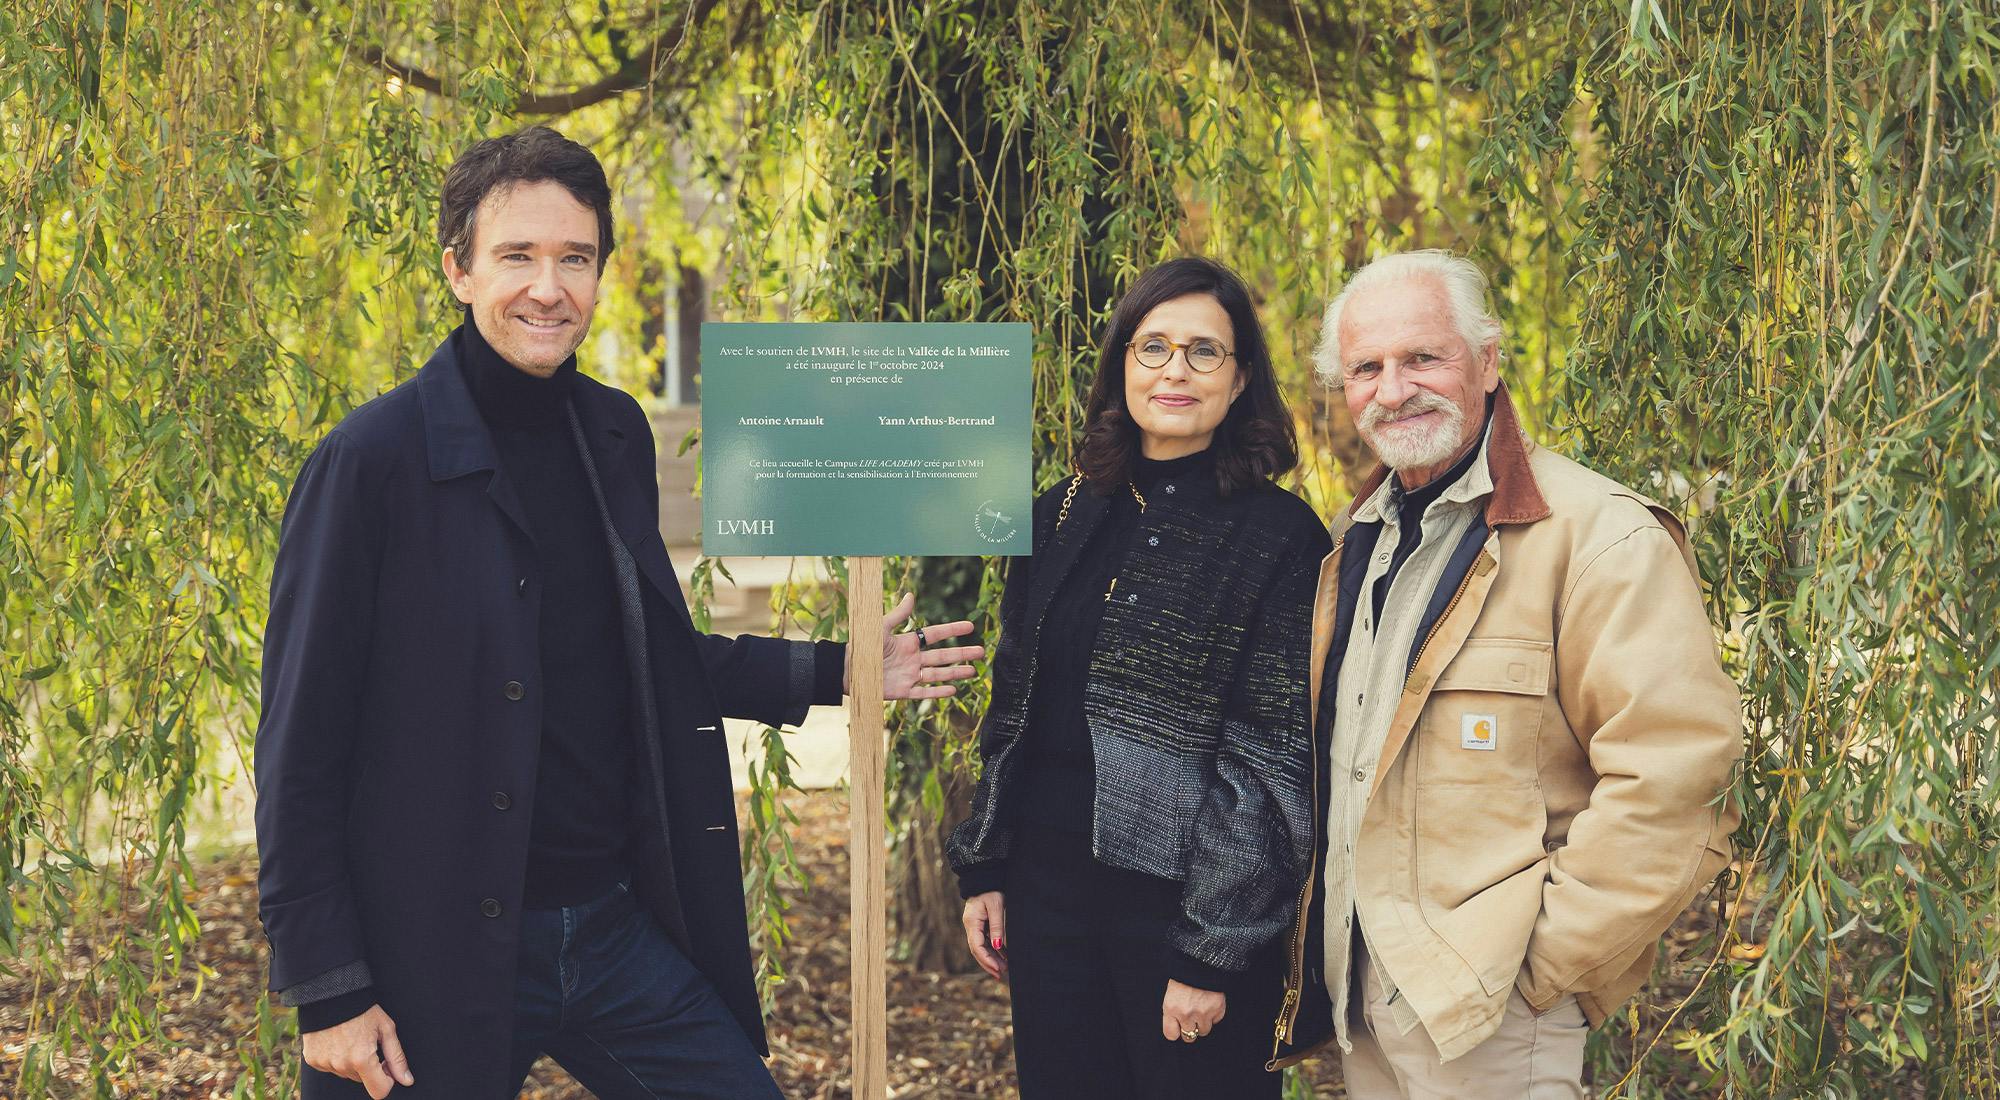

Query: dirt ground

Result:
[0,790,1353,1098]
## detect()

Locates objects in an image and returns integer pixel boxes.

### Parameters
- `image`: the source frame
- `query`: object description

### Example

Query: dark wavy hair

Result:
[1077,257,1298,496]
[438,125,615,273]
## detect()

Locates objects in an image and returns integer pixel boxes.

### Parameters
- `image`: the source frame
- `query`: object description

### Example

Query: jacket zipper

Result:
[1271,533,1341,1055]
[1405,551,1492,680]
[1270,541,1492,1055]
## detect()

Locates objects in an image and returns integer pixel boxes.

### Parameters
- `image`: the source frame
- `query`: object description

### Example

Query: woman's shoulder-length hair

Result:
[1076,257,1299,496]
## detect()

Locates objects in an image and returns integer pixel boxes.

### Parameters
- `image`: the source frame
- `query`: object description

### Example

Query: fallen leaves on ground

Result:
[2,789,1772,1098]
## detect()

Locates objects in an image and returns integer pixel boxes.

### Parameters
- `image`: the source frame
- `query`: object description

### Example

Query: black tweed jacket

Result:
[947,464,1331,981]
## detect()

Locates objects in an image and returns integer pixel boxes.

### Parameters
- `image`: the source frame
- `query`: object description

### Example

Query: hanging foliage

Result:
[3,0,1995,1095]
[1,1,758,1092]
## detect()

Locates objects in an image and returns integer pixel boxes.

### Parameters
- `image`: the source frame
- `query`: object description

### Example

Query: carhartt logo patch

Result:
[1461,713,1498,751]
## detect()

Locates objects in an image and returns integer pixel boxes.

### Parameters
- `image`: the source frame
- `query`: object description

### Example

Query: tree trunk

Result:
[890,725,977,974]
[825,0,1176,973]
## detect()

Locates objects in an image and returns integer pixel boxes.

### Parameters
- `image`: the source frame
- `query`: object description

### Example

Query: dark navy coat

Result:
[254,331,835,1097]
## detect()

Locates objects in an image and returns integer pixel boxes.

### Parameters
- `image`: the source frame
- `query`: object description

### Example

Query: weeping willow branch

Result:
[7,1,1997,1096]
[333,0,737,115]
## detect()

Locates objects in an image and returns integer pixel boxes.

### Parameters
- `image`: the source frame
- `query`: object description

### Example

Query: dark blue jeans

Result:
[507,882,783,1099]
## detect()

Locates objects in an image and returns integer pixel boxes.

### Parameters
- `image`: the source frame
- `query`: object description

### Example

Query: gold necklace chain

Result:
[1054,473,1147,528]
[1050,473,1151,602]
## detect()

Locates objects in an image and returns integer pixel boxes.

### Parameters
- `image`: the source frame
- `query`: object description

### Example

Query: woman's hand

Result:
[961,892,1009,979]
[1161,980,1226,1042]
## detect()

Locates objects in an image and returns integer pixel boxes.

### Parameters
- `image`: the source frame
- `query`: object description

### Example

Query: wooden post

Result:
[846,556,887,1099]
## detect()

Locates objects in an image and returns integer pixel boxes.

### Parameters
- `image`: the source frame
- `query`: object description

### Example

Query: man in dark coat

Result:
[254,125,982,1099]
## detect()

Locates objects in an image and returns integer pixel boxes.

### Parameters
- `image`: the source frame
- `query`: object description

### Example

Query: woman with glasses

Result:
[948,257,1330,1098]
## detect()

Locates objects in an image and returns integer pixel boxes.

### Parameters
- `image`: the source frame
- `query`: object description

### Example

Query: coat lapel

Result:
[1481,384,1551,527]
[1369,540,1499,799]
[415,332,537,540]
[567,381,636,539]
[1025,477,1111,632]
[569,380,700,634]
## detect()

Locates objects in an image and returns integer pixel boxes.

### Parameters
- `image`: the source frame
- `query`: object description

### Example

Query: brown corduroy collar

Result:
[1341,380,1551,529]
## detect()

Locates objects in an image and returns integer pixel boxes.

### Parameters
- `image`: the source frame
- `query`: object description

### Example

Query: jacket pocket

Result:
[1416,637,1552,790]
[1414,638,1554,996]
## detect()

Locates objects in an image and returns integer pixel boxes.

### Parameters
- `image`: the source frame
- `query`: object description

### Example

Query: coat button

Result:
[517,577,528,596]
[1163,483,1176,494]
[504,680,524,701]
[492,791,511,811]
[1148,536,1160,546]
[480,898,502,918]
[1353,768,1367,782]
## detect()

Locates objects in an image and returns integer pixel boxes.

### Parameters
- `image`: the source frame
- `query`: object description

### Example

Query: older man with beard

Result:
[1264,251,1742,1098]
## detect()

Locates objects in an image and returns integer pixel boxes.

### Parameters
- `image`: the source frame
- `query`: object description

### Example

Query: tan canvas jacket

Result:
[1276,391,1742,1064]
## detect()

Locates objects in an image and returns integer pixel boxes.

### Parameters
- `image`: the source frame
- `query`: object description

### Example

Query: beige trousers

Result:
[1340,942,1588,1099]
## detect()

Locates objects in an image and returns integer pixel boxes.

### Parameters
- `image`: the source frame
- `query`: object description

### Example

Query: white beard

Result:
[1358,391,1466,472]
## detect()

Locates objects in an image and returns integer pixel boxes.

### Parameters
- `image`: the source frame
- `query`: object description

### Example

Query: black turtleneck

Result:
[1017,447,1217,835]
[458,317,634,910]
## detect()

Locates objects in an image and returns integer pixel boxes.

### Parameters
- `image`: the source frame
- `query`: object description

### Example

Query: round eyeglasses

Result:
[1127,336,1233,373]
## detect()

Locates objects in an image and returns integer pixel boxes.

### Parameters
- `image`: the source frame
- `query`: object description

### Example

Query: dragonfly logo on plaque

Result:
[974,500,1018,544]
[701,322,1032,558]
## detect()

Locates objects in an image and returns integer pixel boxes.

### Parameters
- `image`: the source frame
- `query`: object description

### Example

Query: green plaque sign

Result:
[700,322,1033,556]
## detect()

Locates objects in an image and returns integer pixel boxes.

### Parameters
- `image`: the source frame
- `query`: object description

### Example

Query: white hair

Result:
[1311,249,1504,388]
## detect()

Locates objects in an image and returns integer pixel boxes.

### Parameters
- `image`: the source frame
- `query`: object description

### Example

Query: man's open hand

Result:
[851,592,983,700]
[303,1004,414,1098]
